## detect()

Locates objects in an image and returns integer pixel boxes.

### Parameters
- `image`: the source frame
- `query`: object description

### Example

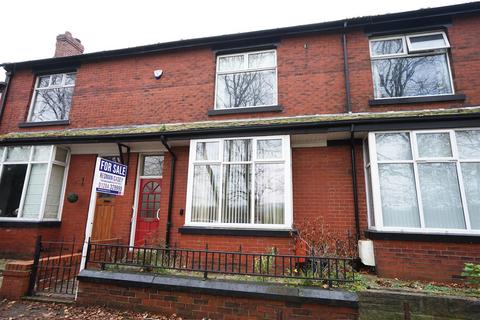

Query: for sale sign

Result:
[93,157,128,195]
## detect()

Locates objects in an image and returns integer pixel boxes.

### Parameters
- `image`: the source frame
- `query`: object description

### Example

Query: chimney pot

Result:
[54,31,84,57]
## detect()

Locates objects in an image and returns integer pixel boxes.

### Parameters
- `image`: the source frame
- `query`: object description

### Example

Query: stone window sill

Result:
[178,226,295,237]
[18,120,70,128]
[207,105,283,116]
[369,94,466,106]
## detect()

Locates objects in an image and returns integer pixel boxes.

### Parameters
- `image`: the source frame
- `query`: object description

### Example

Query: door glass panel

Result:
[140,181,160,218]
[142,156,164,176]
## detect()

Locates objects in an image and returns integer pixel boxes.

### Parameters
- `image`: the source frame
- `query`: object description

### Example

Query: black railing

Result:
[86,242,355,287]
[28,237,82,296]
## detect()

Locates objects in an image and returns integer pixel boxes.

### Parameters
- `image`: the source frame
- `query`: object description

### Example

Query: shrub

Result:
[462,263,480,287]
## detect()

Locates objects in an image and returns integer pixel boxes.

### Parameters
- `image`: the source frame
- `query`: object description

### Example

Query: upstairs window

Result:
[28,72,76,122]
[215,50,277,109]
[0,146,69,221]
[369,32,453,99]
[186,136,292,228]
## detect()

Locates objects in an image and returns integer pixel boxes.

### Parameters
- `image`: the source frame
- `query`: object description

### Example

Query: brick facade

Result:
[373,239,480,282]
[1,4,480,284]
[2,16,480,135]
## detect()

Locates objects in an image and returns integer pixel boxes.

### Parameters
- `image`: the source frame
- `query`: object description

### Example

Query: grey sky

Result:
[0,0,469,81]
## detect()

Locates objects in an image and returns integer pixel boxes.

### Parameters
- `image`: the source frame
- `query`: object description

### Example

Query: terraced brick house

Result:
[1,2,480,288]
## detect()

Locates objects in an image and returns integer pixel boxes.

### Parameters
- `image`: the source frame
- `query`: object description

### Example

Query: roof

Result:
[2,106,480,145]
[2,2,480,71]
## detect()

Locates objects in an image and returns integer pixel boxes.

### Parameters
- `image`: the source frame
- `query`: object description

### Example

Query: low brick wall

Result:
[77,270,358,320]
[0,260,33,300]
[359,289,480,320]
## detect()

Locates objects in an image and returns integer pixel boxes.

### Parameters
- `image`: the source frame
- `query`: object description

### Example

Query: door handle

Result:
[156,209,160,220]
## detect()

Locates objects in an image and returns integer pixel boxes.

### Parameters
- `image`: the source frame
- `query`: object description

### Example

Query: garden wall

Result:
[77,270,358,320]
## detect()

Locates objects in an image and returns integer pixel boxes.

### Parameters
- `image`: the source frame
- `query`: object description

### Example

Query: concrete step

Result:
[22,293,75,304]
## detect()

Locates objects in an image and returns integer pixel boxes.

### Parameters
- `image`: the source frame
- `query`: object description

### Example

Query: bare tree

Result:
[31,87,73,121]
[217,71,275,108]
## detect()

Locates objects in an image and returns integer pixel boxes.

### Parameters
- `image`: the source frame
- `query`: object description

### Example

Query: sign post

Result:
[80,158,128,273]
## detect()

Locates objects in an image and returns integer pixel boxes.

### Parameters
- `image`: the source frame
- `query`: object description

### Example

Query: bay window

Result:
[369,32,454,99]
[366,129,480,234]
[0,146,69,221]
[185,136,292,228]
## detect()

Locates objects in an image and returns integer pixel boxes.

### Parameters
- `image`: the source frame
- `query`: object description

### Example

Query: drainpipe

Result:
[160,135,177,248]
[350,125,361,241]
[342,20,352,114]
[0,69,14,120]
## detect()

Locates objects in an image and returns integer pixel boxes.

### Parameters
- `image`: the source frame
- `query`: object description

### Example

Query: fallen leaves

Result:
[0,299,182,320]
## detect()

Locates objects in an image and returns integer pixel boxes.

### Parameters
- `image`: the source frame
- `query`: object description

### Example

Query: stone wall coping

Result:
[78,269,358,307]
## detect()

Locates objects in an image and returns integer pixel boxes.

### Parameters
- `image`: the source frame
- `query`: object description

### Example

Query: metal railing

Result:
[28,237,83,296]
[85,242,355,287]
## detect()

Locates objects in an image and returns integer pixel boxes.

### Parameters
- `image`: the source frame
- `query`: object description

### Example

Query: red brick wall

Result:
[349,15,480,112]
[373,239,480,282]
[2,15,479,135]
[77,280,358,320]
[0,227,59,259]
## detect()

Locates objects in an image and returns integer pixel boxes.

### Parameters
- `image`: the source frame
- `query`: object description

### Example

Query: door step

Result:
[23,293,75,304]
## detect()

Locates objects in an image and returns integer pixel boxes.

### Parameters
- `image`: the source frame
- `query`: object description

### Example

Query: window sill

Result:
[19,120,70,128]
[0,220,61,228]
[179,226,296,237]
[207,105,283,116]
[365,229,480,243]
[368,94,466,106]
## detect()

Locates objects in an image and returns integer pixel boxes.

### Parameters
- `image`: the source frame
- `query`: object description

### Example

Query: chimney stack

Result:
[54,31,84,57]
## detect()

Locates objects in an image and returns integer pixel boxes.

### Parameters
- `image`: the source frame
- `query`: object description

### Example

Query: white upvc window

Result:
[366,129,480,234]
[215,49,278,109]
[185,136,292,229]
[0,146,70,221]
[369,31,454,99]
[28,73,76,122]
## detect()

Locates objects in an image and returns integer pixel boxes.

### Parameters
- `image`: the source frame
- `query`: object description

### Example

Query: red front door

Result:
[134,178,162,246]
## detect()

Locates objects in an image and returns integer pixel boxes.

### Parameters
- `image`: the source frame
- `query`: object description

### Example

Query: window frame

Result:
[366,128,480,235]
[405,31,450,53]
[27,72,77,123]
[369,31,455,100]
[0,146,70,222]
[185,135,293,229]
[214,49,278,110]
